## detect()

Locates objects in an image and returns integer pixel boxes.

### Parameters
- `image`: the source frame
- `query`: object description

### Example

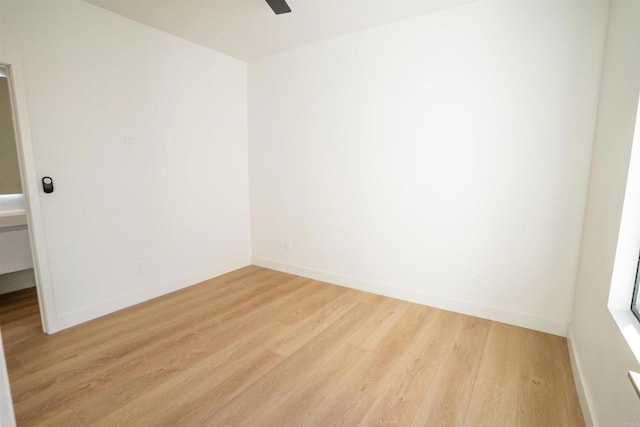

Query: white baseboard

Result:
[0,281,34,295]
[0,269,35,295]
[567,327,596,427]
[252,256,568,337]
[51,256,252,333]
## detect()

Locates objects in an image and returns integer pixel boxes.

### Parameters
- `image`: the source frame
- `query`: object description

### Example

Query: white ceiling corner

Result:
[83,0,476,61]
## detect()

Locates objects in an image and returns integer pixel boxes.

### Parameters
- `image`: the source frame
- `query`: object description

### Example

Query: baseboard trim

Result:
[0,269,35,295]
[253,256,568,336]
[567,327,597,426]
[51,256,252,333]
[0,281,34,295]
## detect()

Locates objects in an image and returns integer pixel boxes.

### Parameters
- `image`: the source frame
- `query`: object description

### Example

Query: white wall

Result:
[0,329,16,427]
[569,0,640,425]
[249,0,608,336]
[0,1,251,331]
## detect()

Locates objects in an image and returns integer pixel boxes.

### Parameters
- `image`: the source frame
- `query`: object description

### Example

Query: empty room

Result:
[0,0,639,425]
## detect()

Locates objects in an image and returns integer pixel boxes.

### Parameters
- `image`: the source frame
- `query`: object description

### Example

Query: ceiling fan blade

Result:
[265,0,291,15]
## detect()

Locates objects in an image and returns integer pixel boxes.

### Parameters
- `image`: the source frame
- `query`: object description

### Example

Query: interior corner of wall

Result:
[567,326,597,427]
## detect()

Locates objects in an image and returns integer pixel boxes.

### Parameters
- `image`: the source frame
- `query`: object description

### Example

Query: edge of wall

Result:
[567,326,597,427]
[253,256,569,336]
[51,256,252,333]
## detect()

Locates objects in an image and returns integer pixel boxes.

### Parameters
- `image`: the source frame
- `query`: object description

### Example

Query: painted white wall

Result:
[249,0,608,336]
[569,1,640,425]
[0,0,251,331]
[0,329,16,427]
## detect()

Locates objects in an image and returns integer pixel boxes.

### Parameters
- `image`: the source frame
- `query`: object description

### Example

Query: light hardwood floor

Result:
[0,266,584,426]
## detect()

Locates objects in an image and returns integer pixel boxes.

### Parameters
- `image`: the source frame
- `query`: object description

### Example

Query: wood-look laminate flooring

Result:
[0,266,585,426]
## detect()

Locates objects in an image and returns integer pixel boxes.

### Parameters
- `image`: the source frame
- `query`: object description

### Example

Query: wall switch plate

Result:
[472,271,483,287]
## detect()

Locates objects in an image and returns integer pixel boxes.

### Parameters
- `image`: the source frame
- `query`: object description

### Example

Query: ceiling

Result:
[84,0,475,61]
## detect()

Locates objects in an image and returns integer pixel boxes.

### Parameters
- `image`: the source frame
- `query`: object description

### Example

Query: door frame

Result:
[1,55,56,334]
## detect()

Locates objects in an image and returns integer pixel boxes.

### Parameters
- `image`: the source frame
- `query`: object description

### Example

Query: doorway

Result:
[0,60,54,334]
[0,65,37,301]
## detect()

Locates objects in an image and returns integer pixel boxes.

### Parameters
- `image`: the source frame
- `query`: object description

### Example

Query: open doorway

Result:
[0,65,42,330]
[0,60,55,334]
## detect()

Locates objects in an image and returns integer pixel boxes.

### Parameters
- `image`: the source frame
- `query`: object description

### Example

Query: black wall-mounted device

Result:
[42,176,54,193]
[265,0,291,14]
